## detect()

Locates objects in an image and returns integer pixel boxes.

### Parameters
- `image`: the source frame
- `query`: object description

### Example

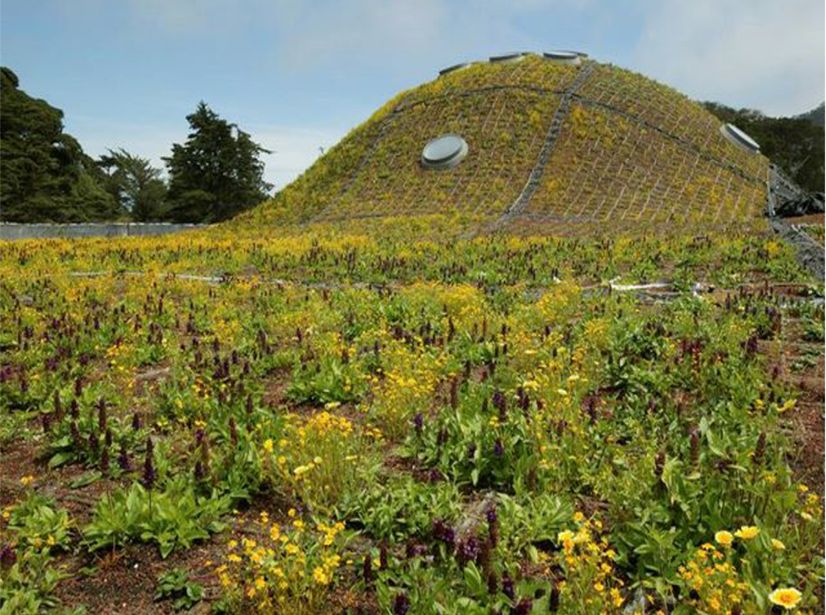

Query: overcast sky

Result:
[2,0,823,189]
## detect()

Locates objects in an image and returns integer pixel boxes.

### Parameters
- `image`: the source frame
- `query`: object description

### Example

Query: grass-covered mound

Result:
[236,54,769,233]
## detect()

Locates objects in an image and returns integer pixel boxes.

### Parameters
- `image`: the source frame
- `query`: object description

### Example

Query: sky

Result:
[1,0,824,190]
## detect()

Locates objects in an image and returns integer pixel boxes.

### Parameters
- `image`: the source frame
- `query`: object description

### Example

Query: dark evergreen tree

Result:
[0,67,122,222]
[98,149,167,221]
[163,102,272,222]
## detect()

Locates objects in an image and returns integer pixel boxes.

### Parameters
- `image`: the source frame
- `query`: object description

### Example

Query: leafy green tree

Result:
[163,102,272,222]
[0,67,123,222]
[98,149,167,221]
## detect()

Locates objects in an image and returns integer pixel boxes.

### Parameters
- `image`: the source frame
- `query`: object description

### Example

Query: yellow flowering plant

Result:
[263,411,379,512]
[0,218,822,613]
[552,513,627,614]
[218,514,349,614]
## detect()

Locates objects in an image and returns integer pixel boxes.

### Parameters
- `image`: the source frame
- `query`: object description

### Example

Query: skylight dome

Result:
[720,123,761,154]
[543,51,581,65]
[439,62,472,76]
[489,52,527,64]
[421,134,468,169]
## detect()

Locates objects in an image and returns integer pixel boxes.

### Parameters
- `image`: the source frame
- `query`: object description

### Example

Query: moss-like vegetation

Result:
[240,54,770,234]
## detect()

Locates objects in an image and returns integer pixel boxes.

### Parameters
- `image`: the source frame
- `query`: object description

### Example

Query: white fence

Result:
[0,223,207,240]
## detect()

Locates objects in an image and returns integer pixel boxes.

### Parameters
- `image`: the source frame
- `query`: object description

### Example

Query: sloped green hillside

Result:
[236,54,770,233]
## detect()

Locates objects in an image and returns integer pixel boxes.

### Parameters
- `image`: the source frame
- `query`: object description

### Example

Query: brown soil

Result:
[783,348,825,495]
[55,541,219,615]
[784,213,825,226]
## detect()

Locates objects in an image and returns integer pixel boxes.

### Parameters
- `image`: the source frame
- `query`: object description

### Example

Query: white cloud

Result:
[54,0,825,192]
[632,0,824,115]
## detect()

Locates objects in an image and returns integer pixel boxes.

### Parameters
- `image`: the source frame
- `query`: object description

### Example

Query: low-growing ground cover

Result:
[0,220,823,614]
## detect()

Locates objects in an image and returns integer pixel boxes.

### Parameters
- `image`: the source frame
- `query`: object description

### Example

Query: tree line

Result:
[704,101,824,193]
[0,67,272,223]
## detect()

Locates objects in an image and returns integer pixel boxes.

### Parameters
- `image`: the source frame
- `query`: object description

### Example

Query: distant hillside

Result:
[703,101,824,193]
[797,102,824,127]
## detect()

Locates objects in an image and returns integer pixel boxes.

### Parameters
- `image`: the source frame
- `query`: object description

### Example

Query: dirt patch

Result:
[0,437,41,507]
[55,540,220,615]
[785,350,825,495]
[261,369,291,408]
[784,213,825,226]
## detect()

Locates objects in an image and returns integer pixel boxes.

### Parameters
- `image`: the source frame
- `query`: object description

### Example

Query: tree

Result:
[163,102,272,222]
[98,149,167,221]
[0,67,123,222]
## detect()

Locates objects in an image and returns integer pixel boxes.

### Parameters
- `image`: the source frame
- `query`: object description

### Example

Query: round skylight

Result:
[489,52,526,64]
[543,51,581,65]
[559,50,588,58]
[720,123,760,154]
[421,134,468,169]
[439,62,472,76]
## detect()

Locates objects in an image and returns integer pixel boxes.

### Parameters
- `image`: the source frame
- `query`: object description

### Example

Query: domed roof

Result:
[244,53,769,233]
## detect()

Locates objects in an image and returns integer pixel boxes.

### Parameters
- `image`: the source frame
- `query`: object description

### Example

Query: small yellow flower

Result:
[768,587,802,609]
[714,531,734,547]
[778,399,796,413]
[313,566,330,585]
[557,530,575,543]
[254,577,266,590]
[20,475,35,486]
[734,525,759,540]
[771,538,786,551]
[263,439,274,453]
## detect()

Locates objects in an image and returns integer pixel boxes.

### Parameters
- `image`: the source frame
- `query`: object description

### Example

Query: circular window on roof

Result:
[421,134,468,169]
[720,123,760,154]
[543,51,581,65]
[489,52,526,64]
[439,62,472,76]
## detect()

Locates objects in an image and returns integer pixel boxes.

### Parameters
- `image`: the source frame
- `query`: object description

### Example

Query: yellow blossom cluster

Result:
[678,543,750,612]
[364,343,442,438]
[218,511,346,613]
[264,411,367,512]
[554,512,625,613]
[797,485,822,522]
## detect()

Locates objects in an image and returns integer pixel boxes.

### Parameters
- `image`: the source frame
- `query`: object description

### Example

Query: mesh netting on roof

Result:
[262,53,773,231]
[315,89,562,221]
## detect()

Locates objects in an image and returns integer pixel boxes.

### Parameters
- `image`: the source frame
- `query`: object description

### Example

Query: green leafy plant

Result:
[154,568,204,611]
[8,495,73,552]
[84,479,229,558]
[0,547,69,614]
